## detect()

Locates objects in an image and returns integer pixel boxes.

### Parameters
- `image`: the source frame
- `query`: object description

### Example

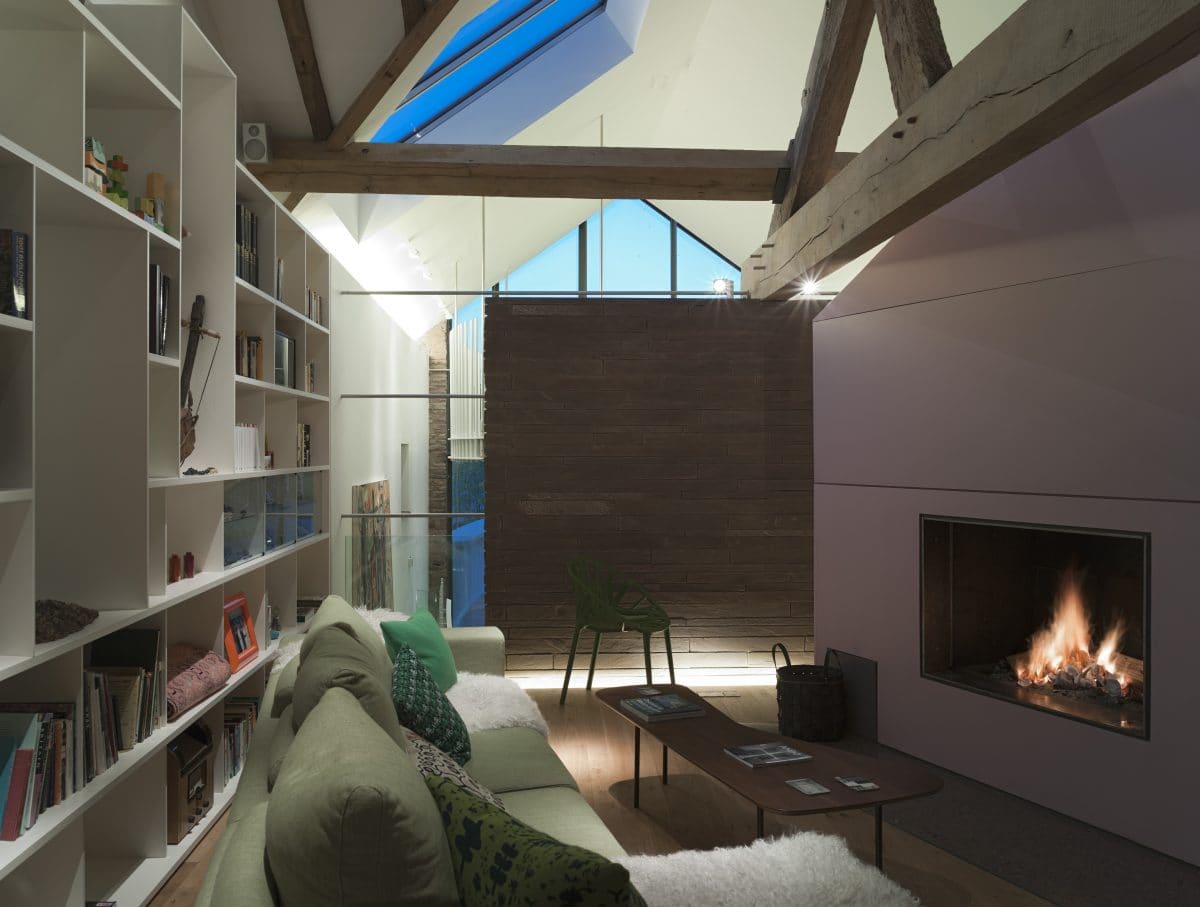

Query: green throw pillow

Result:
[392,642,471,764]
[382,611,458,692]
[426,776,646,907]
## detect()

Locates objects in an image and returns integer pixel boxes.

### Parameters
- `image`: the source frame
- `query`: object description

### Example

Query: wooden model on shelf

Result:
[179,295,221,463]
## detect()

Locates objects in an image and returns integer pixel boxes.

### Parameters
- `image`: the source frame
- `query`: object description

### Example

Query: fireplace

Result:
[921,516,1149,738]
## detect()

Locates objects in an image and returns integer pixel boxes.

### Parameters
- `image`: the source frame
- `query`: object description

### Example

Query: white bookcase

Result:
[0,3,333,904]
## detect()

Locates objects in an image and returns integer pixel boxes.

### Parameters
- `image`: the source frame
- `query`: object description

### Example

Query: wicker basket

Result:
[772,644,846,742]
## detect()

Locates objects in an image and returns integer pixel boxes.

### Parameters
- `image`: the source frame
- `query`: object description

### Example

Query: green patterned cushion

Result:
[426,776,646,907]
[392,643,471,764]
[403,728,504,809]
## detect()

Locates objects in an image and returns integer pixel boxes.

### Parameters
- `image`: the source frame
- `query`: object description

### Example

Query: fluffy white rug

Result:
[447,672,549,736]
[620,833,920,907]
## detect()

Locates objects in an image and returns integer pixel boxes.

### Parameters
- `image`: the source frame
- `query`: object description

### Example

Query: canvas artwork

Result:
[352,479,395,610]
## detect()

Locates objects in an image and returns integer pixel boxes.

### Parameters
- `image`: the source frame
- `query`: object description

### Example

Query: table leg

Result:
[633,727,641,808]
[662,745,668,784]
[756,807,764,839]
[875,805,883,869]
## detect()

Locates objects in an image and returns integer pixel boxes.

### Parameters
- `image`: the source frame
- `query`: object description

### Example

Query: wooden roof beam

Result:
[276,0,334,140]
[250,142,790,201]
[873,0,952,113]
[770,0,875,234]
[743,0,1200,299]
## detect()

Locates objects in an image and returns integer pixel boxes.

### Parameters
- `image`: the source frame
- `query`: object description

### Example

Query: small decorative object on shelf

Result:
[180,295,222,464]
[139,171,169,232]
[169,553,182,583]
[166,722,214,844]
[34,597,98,643]
[106,153,130,210]
[184,551,196,578]
[84,136,107,195]
[270,609,281,641]
[165,644,231,720]
[223,593,259,672]
[0,228,31,320]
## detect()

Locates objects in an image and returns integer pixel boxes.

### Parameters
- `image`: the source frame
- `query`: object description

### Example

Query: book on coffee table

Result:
[724,742,813,768]
[619,693,705,722]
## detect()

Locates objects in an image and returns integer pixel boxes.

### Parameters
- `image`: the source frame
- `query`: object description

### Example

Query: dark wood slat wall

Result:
[484,298,819,672]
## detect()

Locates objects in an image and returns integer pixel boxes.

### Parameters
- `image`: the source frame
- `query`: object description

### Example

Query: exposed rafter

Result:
[873,0,951,112]
[276,0,333,140]
[250,142,790,200]
[769,0,875,234]
[326,0,461,150]
[743,0,1200,299]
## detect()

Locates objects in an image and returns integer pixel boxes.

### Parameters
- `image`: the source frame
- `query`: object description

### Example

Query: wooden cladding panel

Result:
[485,299,818,671]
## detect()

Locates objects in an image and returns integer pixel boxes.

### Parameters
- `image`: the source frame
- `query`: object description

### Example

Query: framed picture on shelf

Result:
[223,593,259,672]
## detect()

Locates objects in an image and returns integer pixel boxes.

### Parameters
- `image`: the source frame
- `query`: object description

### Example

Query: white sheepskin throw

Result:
[446,672,550,736]
[620,833,920,907]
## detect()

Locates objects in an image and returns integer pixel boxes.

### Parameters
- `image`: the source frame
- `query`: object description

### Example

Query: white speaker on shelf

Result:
[241,122,270,163]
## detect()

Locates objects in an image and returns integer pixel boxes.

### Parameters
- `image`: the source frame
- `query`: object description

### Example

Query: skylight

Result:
[374,0,607,144]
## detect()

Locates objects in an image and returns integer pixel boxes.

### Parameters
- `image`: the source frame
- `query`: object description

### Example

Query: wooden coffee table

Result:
[596,684,943,868]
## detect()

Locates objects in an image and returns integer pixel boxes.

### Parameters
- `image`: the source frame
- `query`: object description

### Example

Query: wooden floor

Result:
[151,685,1048,907]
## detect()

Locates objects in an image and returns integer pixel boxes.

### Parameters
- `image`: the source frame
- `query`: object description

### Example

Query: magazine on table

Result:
[724,741,813,768]
[619,693,704,722]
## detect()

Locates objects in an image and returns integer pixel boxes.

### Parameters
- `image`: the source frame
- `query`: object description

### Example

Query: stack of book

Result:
[235,331,264,380]
[296,423,311,467]
[222,697,259,784]
[0,705,77,841]
[0,228,30,320]
[234,423,261,472]
[619,693,704,723]
[83,629,165,780]
[304,360,317,393]
[235,203,258,286]
[304,286,324,325]
[149,263,171,355]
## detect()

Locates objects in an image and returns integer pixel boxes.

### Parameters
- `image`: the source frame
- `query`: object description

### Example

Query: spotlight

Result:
[712,277,735,298]
[800,278,820,296]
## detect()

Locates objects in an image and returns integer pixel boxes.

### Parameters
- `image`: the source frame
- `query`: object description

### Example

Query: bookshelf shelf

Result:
[0,8,335,902]
[0,314,32,335]
[235,373,329,403]
[0,646,276,885]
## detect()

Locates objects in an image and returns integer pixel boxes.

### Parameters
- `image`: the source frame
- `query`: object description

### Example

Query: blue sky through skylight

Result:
[374,0,607,143]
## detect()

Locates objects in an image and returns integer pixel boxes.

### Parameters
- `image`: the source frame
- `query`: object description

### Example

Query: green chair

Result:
[560,556,675,705]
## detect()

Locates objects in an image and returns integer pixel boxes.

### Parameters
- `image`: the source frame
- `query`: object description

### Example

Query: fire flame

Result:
[1016,571,1127,693]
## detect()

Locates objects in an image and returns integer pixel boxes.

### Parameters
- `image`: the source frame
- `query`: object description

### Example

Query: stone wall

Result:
[484,298,819,672]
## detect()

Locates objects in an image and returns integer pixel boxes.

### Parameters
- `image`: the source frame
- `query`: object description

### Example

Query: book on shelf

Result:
[149,263,170,356]
[0,228,31,320]
[235,331,264,380]
[274,257,284,302]
[304,286,325,325]
[87,628,165,763]
[296,422,311,467]
[235,203,259,286]
[223,696,260,784]
[304,360,317,393]
[234,422,262,471]
[724,742,813,769]
[619,693,704,723]
[0,705,77,840]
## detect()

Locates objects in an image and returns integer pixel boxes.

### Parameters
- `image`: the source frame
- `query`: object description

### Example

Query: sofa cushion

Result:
[301,595,393,682]
[465,727,577,794]
[501,787,627,861]
[382,610,457,692]
[270,656,299,718]
[403,728,504,809]
[267,704,296,791]
[205,801,278,907]
[426,776,645,907]
[392,642,470,764]
[267,687,459,907]
[293,620,407,747]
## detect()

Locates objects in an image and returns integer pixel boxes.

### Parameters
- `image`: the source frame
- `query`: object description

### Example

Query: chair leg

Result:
[560,626,583,705]
[643,633,653,685]
[664,627,676,685]
[586,631,602,690]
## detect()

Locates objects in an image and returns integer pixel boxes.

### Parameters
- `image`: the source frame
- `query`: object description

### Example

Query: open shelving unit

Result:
[0,3,335,904]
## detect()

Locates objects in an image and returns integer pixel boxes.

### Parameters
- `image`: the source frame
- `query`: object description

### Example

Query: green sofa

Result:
[196,596,624,906]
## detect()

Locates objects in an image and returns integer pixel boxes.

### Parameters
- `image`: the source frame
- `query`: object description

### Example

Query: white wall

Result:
[813,60,1200,866]
[329,259,430,610]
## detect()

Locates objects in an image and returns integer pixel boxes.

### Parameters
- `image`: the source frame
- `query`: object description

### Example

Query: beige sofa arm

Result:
[444,626,506,676]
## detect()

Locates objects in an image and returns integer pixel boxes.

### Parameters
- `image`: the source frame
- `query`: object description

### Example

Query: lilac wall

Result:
[813,60,1200,865]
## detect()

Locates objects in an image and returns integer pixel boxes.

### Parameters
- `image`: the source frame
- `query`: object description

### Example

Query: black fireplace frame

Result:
[919,514,1151,740]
